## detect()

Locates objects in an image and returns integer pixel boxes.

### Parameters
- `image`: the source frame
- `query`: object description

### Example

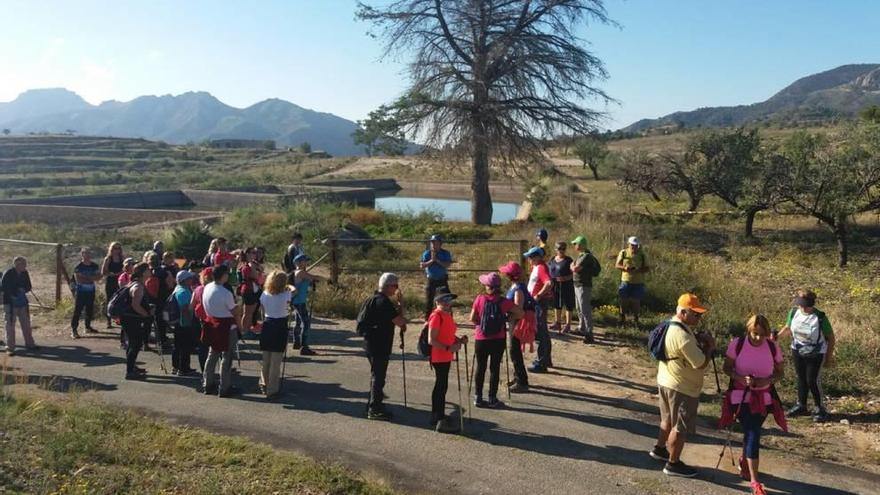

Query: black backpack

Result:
[107,284,133,318]
[648,320,685,361]
[586,253,602,277]
[418,324,432,358]
[162,291,181,325]
[479,296,507,337]
[356,294,380,337]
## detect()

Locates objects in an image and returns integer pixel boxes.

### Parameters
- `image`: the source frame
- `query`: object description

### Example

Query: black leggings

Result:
[105,279,119,325]
[475,338,505,400]
[431,361,451,423]
[71,290,95,331]
[793,352,824,410]
[122,314,149,374]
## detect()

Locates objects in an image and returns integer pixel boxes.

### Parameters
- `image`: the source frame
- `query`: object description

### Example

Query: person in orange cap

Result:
[650,293,714,479]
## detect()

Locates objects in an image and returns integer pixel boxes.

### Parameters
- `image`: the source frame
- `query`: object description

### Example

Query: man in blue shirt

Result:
[419,234,452,319]
[71,248,102,339]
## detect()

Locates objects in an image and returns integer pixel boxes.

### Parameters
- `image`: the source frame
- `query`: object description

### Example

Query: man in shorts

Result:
[615,236,649,326]
[650,293,714,478]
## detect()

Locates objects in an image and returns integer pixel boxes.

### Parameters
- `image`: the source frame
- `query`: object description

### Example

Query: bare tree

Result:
[357,0,613,224]
[617,150,667,202]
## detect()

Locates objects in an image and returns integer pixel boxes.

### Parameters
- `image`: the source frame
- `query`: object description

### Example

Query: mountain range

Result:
[624,64,880,132]
[0,89,365,155]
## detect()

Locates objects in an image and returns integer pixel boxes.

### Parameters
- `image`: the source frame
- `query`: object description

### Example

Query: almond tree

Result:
[780,123,880,266]
[357,0,613,224]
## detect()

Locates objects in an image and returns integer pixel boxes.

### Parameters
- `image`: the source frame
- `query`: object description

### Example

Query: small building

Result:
[208,139,276,150]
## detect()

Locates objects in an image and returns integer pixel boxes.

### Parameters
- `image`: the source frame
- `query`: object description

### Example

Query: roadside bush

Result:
[167,222,213,261]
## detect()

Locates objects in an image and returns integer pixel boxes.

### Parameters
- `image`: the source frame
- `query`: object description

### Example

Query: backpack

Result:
[787,307,827,358]
[586,253,602,277]
[479,296,507,337]
[107,284,133,318]
[162,291,181,325]
[648,320,685,361]
[356,294,381,337]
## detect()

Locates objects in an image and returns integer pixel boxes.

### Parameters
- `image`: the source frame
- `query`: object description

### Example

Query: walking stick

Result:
[711,352,722,395]
[154,317,168,374]
[400,332,408,408]
[464,340,472,421]
[504,337,512,401]
[455,351,464,434]
[715,386,748,470]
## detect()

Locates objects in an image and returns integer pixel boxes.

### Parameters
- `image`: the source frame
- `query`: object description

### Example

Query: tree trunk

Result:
[686,192,701,212]
[471,128,493,225]
[744,208,758,238]
[833,219,848,267]
[589,163,600,180]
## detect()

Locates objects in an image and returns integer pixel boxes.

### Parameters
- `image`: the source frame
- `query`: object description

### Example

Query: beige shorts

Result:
[658,385,699,435]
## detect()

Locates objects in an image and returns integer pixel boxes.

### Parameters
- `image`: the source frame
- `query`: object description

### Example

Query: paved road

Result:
[5,319,878,495]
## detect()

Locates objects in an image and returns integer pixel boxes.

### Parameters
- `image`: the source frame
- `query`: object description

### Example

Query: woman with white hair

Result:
[356,273,407,421]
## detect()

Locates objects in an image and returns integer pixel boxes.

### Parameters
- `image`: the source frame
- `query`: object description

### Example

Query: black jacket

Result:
[1,267,32,305]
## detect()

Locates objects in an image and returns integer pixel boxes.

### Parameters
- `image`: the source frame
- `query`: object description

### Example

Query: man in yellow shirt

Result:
[650,293,715,478]
[615,236,649,326]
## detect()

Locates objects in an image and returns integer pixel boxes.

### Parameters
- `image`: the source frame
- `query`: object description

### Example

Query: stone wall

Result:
[0,204,213,228]
[0,190,193,209]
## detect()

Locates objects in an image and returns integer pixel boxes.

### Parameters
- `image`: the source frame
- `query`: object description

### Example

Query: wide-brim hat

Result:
[434,286,458,302]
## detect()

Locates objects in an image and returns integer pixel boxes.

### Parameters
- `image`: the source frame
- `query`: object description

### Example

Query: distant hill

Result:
[0,89,366,156]
[624,64,880,132]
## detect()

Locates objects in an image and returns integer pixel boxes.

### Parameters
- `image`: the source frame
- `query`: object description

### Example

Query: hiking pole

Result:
[455,351,464,434]
[463,340,472,422]
[715,387,748,470]
[154,317,168,374]
[28,290,46,309]
[504,337,512,401]
[711,351,722,395]
[400,331,408,408]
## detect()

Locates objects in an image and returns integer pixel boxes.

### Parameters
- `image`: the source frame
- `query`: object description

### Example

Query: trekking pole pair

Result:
[715,386,749,470]
[153,316,168,374]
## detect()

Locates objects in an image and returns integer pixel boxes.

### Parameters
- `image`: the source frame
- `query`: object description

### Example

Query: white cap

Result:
[627,236,641,246]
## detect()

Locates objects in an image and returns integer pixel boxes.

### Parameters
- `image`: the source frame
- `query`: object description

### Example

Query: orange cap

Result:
[677,293,708,313]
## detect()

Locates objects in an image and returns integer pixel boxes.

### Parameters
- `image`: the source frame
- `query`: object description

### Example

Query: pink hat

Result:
[498,261,522,279]
[478,272,501,288]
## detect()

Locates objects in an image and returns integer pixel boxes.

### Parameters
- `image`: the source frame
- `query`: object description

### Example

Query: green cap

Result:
[571,235,588,247]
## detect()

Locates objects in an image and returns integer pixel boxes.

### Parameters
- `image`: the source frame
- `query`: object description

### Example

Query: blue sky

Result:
[1,0,878,129]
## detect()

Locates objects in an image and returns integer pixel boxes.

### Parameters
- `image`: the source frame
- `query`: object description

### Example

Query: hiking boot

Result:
[474,397,489,408]
[300,347,317,356]
[786,404,808,417]
[509,383,529,393]
[486,397,505,409]
[813,409,829,423]
[367,409,393,421]
[751,481,767,495]
[663,461,698,478]
[434,418,460,434]
[739,456,750,480]
[528,365,547,373]
[649,445,670,462]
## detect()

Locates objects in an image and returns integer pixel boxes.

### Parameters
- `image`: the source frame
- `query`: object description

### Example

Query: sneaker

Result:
[486,398,505,409]
[786,404,808,417]
[125,372,146,380]
[300,347,317,356]
[528,365,547,373]
[5,349,15,357]
[70,330,80,339]
[739,456,750,481]
[649,445,670,462]
[663,461,698,478]
[434,418,460,434]
[509,383,529,393]
[813,409,830,423]
[751,481,767,495]
[367,409,393,421]
[474,397,488,408]
[171,368,180,376]
[85,326,98,333]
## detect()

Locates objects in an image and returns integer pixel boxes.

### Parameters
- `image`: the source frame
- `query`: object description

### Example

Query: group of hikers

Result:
[0,228,837,495]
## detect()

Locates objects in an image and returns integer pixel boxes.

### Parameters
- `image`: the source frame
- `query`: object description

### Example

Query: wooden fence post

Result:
[329,239,339,285]
[55,243,63,306]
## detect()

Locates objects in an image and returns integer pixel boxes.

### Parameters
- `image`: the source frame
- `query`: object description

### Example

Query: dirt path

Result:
[4,315,878,495]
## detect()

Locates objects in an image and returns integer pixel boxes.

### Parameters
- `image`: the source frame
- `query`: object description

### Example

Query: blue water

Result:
[375,196,520,223]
